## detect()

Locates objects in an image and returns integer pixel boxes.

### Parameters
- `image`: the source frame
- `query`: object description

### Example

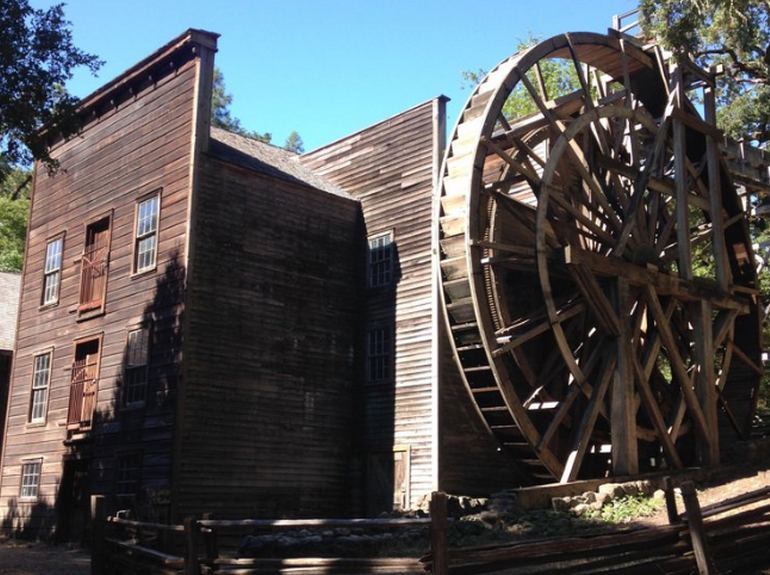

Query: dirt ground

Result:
[0,462,768,574]
[0,539,89,575]
[634,463,770,528]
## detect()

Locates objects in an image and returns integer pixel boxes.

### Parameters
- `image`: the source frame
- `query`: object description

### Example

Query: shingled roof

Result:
[209,127,351,200]
[0,272,21,352]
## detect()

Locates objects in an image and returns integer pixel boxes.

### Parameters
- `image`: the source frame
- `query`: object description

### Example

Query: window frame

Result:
[28,350,53,425]
[132,191,161,276]
[366,325,392,384]
[19,459,43,500]
[114,451,143,498]
[367,231,394,288]
[41,234,65,307]
[122,325,150,408]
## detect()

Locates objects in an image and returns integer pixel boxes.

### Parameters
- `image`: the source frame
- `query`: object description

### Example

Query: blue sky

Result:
[32,0,638,151]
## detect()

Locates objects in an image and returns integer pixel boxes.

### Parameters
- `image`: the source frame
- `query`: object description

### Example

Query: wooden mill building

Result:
[0,29,511,536]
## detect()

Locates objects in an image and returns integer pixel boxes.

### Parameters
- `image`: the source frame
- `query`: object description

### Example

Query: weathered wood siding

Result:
[0,36,209,534]
[301,100,440,509]
[176,151,361,518]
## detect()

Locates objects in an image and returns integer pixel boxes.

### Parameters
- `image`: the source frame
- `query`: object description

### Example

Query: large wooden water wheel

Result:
[438,32,762,483]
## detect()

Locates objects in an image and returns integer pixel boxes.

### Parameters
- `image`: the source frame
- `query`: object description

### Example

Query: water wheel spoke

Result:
[561,354,616,482]
[631,350,684,469]
[644,285,712,450]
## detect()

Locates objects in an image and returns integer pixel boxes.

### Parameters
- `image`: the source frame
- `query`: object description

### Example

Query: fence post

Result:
[680,481,716,575]
[183,516,200,575]
[201,513,219,566]
[663,476,679,525]
[429,491,448,575]
[90,495,106,575]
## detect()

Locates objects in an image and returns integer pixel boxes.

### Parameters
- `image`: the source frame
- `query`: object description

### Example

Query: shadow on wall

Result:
[358,232,404,516]
[1,251,186,542]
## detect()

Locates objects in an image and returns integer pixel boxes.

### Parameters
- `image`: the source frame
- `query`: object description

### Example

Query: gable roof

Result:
[0,272,21,351]
[209,127,352,200]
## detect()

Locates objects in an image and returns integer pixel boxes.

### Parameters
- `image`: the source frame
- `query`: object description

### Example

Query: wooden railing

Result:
[422,481,770,575]
[93,485,770,574]
[93,507,432,575]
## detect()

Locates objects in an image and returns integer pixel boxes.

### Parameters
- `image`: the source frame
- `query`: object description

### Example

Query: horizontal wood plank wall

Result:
[177,153,361,519]
[0,55,199,534]
[301,101,438,509]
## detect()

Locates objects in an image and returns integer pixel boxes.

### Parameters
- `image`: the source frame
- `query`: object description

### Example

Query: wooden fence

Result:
[93,480,770,574]
[422,480,770,574]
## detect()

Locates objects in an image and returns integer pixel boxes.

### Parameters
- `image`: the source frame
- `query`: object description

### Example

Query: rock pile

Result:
[551,479,666,516]
[238,524,429,558]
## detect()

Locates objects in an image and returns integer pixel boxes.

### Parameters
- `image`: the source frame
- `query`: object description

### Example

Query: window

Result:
[367,232,393,288]
[134,194,160,273]
[115,452,142,497]
[124,328,149,406]
[42,237,63,305]
[67,337,101,430]
[29,352,52,423]
[367,326,391,383]
[79,217,111,313]
[20,460,42,499]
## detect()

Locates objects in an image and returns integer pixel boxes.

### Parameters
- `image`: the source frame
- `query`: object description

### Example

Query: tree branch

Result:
[11,174,31,201]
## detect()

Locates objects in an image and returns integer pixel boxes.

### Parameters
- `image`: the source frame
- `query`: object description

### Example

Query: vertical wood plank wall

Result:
[301,101,439,508]
[0,47,202,533]
[177,151,361,518]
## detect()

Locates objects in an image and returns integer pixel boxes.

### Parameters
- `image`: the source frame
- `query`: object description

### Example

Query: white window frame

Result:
[367,231,394,288]
[42,236,64,306]
[20,459,43,500]
[29,351,52,424]
[133,192,160,274]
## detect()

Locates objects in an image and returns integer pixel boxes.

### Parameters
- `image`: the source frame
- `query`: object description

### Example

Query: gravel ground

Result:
[0,540,89,575]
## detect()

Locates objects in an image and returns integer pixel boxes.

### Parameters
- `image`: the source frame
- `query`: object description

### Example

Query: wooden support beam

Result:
[563,245,748,312]
[663,477,680,525]
[611,278,638,476]
[691,300,719,465]
[704,85,731,291]
[673,116,693,281]
[680,481,716,575]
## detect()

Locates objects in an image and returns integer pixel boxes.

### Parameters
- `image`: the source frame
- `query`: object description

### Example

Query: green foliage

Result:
[461,38,579,121]
[586,495,663,524]
[283,130,304,154]
[211,68,272,144]
[640,0,770,145]
[0,165,31,272]
[0,195,29,272]
[0,0,102,178]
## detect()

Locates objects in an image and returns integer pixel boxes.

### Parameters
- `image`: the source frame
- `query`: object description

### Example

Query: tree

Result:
[211,68,272,144]
[0,1,98,272]
[0,0,102,179]
[284,130,304,153]
[462,38,579,120]
[639,0,770,146]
